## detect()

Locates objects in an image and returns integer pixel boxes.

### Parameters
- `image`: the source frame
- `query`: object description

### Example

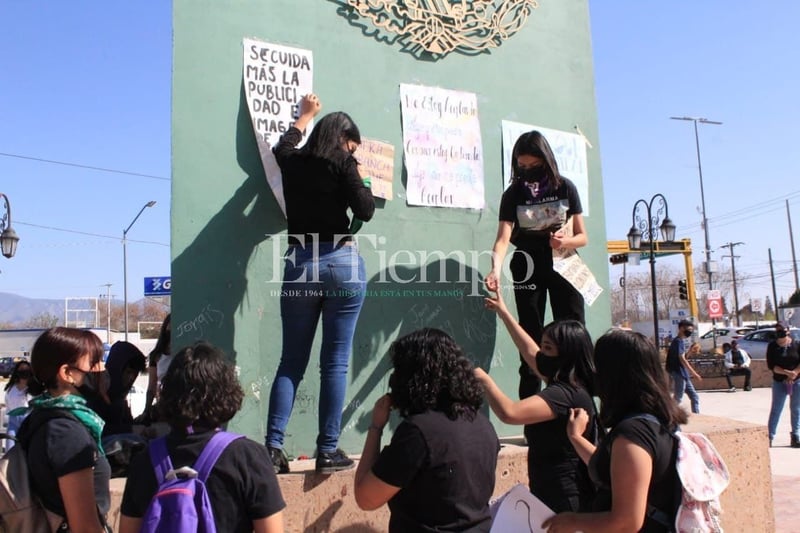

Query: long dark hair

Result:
[541,320,596,395]
[29,327,104,395]
[594,329,688,429]
[301,111,361,165]
[149,314,171,365]
[511,130,561,188]
[388,328,483,421]
[158,341,244,430]
[4,360,32,392]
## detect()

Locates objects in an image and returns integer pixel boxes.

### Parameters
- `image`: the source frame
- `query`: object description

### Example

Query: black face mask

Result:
[73,370,107,399]
[777,330,788,339]
[537,353,564,380]
[518,166,547,183]
[16,370,31,380]
[684,329,694,337]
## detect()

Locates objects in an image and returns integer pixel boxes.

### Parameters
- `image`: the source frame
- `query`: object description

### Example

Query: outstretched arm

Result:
[474,368,555,425]
[485,290,543,378]
[485,221,513,292]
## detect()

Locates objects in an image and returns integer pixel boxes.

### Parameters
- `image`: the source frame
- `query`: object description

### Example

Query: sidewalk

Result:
[683,387,796,533]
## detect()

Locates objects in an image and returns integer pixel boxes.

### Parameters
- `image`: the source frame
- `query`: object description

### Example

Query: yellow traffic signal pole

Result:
[682,245,699,319]
[607,238,698,320]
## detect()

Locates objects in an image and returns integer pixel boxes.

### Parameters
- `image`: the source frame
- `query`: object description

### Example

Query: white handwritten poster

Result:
[490,484,554,533]
[353,138,394,200]
[243,38,314,216]
[400,83,485,209]
[501,120,590,216]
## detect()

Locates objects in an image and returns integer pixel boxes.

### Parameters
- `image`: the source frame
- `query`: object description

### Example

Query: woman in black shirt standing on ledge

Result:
[265,93,375,474]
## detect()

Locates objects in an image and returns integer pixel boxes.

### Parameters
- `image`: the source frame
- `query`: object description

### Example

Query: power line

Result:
[0,151,170,182]
[15,220,168,247]
[678,191,800,234]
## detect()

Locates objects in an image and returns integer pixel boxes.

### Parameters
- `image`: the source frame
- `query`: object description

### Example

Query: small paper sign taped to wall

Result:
[354,138,395,200]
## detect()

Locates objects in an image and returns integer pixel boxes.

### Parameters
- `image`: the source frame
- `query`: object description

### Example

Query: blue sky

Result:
[0,2,171,303]
[590,1,800,309]
[1,2,798,311]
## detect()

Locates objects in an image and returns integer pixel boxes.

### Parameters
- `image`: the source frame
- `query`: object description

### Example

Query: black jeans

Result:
[511,248,585,399]
[726,367,751,389]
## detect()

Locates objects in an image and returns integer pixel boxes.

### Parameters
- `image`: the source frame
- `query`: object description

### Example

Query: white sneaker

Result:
[728,387,736,393]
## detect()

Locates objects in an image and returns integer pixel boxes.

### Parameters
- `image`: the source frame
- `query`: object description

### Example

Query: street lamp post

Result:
[627,194,676,346]
[669,116,721,291]
[0,193,20,259]
[123,201,156,341]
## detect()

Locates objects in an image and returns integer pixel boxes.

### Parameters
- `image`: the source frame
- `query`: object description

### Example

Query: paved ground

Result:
[684,387,798,533]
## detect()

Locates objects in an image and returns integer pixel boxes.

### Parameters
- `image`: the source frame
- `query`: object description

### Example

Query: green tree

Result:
[764,295,775,320]
[789,289,800,306]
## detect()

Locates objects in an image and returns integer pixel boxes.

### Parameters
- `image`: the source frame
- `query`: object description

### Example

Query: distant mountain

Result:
[0,292,66,325]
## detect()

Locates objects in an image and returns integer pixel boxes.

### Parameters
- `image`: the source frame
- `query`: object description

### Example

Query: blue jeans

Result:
[767,380,800,440]
[266,243,366,453]
[671,370,700,414]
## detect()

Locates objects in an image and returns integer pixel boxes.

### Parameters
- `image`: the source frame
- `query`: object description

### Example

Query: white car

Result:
[698,327,756,352]
[735,327,800,359]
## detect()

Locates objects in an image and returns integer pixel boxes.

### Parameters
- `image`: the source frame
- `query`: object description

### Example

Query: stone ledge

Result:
[106,415,772,532]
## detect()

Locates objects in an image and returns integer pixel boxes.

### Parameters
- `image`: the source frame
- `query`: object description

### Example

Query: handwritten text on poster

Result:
[400,84,485,209]
[243,38,314,216]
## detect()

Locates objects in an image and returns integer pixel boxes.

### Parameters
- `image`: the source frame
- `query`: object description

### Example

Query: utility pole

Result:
[101,283,112,343]
[788,200,800,292]
[670,116,722,292]
[721,242,744,326]
[769,248,779,321]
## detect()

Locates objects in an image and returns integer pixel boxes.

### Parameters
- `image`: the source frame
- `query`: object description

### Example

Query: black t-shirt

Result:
[766,340,800,382]
[498,177,582,251]
[21,414,111,517]
[523,382,596,512]
[372,410,499,532]
[121,431,286,532]
[589,416,678,533]
[274,127,375,244]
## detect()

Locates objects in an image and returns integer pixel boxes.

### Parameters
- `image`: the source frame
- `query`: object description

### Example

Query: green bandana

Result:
[19,393,106,455]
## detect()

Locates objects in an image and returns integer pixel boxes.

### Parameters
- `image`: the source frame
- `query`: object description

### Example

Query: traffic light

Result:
[678,279,688,300]
[609,253,628,265]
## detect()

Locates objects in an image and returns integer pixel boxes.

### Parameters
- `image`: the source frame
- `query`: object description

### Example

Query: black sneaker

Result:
[316,449,355,474]
[268,446,290,474]
[791,434,800,449]
[744,385,752,391]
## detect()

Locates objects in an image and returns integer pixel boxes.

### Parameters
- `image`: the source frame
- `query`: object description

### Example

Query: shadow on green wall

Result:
[340,258,498,433]
[172,83,285,358]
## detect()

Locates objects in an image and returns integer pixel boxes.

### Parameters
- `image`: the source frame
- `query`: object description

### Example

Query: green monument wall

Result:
[172,0,610,456]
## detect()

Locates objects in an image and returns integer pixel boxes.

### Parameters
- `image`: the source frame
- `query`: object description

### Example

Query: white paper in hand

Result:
[489,484,555,533]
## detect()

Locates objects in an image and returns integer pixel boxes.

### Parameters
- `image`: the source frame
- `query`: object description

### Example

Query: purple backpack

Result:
[140,431,243,533]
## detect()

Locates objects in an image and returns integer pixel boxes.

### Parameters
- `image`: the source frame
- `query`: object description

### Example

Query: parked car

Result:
[698,326,756,352]
[0,356,26,378]
[736,327,800,359]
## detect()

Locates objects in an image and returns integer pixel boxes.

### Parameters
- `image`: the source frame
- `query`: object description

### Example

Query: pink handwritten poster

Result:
[400,83,485,209]
[353,138,394,200]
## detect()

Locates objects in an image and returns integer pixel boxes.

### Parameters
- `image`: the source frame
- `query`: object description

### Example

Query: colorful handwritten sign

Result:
[243,38,314,216]
[354,138,394,200]
[501,120,590,216]
[400,84,485,209]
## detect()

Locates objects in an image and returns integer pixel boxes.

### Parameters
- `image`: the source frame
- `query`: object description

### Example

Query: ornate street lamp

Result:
[627,194,676,345]
[0,193,20,259]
